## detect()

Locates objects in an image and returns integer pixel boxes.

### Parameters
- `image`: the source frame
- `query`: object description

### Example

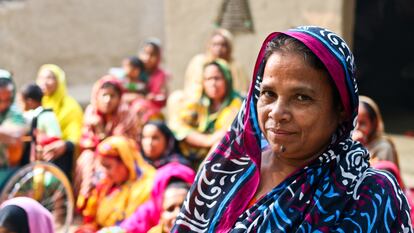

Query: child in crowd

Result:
[19,83,62,164]
[121,56,147,105]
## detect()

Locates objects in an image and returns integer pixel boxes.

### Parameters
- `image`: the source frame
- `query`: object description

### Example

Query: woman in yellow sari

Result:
[36,64,83,179]
[169,59,242,168]
[76,136,156,232]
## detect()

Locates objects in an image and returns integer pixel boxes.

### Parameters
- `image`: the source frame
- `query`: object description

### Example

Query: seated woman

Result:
[132,39,168,123]
[0,197,54,233]
[172,26,412,232]
[36,64,83,179]
[76,136,156,232]
[75,75,140,202]
[167,29,248,128]
[147,178,192,233]
[141,121,190,168]
[108,162,195,233]
[169,60,242,168]
[353,95,399,166]
[0,70,26,189]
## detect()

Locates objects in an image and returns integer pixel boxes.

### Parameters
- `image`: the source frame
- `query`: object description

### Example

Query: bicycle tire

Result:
[0,162,74,233]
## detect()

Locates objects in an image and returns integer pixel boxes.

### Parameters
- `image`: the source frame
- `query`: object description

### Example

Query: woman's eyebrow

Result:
[289,86,316,95]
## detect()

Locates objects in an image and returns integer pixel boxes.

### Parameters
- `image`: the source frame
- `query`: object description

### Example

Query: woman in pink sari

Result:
[76,75,140,207]
[118,162,195,233]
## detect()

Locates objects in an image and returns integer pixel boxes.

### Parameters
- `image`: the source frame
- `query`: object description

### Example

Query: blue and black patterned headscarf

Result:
[172,26,412,232]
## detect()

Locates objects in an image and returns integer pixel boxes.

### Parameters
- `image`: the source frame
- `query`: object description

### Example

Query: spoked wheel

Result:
[0,162,74,233]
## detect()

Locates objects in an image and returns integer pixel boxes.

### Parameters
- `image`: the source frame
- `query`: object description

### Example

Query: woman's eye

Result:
[260,90,276,98]
[296,94,311,101]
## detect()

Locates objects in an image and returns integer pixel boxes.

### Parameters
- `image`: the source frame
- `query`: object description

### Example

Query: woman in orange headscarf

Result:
[76,136,155,232]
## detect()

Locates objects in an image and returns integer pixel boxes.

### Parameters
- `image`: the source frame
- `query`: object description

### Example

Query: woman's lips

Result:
[266,128,295,139]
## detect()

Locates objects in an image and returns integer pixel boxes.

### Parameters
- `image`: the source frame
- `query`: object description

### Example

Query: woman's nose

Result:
[269,98,291,123]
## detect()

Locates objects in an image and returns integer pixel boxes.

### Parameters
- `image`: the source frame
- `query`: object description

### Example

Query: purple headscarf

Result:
[0,197,55,233]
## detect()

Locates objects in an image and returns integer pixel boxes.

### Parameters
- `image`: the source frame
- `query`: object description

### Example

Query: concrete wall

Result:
[0,0,164,103]
[0,0,355,103]
[164,0,355,90]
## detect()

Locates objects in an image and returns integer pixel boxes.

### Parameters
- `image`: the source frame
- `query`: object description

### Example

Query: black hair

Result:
[20,83,43,103]
[264,34,342,111]
[360,101,377,123]
[126,56,145,70]
[141,120,181,156]
[167,177,191,191]
[101,81,122,97]
[0,205,30,233]
[0,78,13,90]
[143,39,161,56]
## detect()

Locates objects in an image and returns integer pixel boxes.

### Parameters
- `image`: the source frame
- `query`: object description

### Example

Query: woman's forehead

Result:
[261,53,330,90]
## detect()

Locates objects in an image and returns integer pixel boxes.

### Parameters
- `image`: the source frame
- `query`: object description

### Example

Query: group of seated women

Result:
[0,26,413,233]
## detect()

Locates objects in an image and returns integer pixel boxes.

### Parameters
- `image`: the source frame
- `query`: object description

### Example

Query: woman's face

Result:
[96,86,121,114]
[141,124,167,161]
[100,156,129,185]
[139,44,160,72]
[0,86,13,113]
[355,104,375,140]
[37,69,58,96]
[160,187,188,233]
[209,34,230,60]
[257,52,342,160]
[203,64,227,103]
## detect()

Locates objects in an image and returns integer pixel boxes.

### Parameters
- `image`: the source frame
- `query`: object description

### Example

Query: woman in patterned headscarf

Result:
[172,26,412,232]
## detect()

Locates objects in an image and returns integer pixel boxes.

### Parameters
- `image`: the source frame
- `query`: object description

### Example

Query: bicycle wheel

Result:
[0,162,74,233]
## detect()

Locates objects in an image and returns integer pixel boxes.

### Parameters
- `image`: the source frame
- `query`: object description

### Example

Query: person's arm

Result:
[0,125,25,144]
[184,130,226,148]
[0,111,27,166]
[37,111,61,138]
[147,70,168,108]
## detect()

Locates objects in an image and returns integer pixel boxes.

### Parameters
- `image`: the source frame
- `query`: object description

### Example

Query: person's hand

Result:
[97,226,126,233]
[75,224,98,233]
[209,130,226,145]
[41,139,67,161]
[352,129,368,145]
[86,115,103,127]
[123,92,145,104]
[146,93,155,100]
